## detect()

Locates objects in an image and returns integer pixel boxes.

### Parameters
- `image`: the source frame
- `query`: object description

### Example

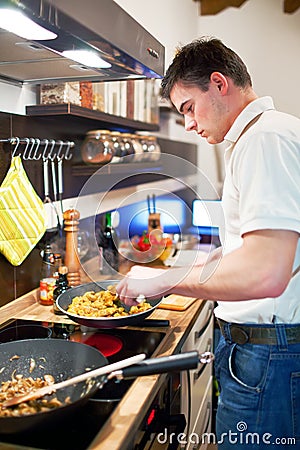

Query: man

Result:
[117,37,300,448]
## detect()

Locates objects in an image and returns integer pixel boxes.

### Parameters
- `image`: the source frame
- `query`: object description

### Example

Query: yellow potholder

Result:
[0,156,47,266]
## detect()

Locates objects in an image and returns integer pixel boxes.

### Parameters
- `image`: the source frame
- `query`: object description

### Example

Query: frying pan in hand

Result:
[56,280,164,328]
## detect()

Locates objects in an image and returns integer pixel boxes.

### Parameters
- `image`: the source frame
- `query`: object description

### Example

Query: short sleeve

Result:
[233,131,300,236]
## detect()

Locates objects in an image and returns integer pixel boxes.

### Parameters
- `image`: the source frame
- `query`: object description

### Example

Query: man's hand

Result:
[116,266,169,306]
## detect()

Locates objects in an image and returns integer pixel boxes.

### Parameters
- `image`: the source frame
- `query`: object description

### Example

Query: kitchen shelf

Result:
[71,161,161,176]
[26,104,160,133]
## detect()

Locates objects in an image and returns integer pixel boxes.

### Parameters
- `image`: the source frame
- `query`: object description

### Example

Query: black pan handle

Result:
[137,319,170,327]
[114,351,200,379]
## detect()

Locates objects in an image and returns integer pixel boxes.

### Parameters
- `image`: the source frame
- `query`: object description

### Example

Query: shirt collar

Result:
[224,96,275,145]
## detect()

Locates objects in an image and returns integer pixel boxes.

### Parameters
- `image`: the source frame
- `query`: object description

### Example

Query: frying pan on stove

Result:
[0,338,108,434]
[0,339,212,434]
[56,280,166,328]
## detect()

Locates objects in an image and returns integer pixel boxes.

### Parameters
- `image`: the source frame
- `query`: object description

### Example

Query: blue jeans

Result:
[214,323,300,449]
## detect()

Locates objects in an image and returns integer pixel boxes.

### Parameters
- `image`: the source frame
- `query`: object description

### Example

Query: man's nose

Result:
[185,117,197,132]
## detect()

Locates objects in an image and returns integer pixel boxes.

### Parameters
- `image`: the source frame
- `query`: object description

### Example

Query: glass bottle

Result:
[53,253,62,280]
[53,266,70,315]
[98,212,119,275]
[39,244,56,306]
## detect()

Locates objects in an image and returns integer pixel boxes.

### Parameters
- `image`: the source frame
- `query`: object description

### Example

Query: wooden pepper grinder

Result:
[63,208,81,286]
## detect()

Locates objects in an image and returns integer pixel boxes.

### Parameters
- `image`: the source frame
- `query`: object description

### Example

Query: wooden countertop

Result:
[0,287,205,450]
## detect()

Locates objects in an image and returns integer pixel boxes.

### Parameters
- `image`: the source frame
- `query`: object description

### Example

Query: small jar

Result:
[81,130,113,164]
[130,133,144,162]
[137,133,150,161]
[110,131,126,163]
[147,136,161,161]
[80,81,93,109]
[121,133,135,162]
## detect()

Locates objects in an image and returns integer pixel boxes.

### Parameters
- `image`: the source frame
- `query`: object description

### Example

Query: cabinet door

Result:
[181,301,214,442]
[186,379,213,450]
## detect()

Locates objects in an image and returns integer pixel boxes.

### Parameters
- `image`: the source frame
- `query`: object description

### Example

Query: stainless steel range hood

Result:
[0,0,165,85]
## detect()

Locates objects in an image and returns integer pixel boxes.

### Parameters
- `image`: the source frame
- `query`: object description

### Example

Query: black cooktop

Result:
[0,318,166,450]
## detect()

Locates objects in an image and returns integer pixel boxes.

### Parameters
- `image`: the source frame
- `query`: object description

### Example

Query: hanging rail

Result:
[0,137,75,160]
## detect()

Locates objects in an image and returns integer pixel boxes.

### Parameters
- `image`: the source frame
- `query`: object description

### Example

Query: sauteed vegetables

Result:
[67,285,151,318]
[0,366,67,417]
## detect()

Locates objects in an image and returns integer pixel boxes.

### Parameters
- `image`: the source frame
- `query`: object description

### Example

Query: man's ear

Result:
[210,72,228,94]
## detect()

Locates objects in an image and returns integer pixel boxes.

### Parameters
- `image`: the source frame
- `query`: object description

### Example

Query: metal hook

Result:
[11,137,21,157]
[22,138,32,160]
[31,138,42,160]
[42,139,50,160]
[64,141,74,160]
[56,140,64,160]
[47,139,57,161]
[23,137,36,160]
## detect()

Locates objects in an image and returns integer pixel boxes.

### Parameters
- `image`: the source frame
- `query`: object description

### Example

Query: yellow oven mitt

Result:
[0,156,47,266]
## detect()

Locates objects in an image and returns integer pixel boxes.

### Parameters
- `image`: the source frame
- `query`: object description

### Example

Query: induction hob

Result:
[0,318,166,450]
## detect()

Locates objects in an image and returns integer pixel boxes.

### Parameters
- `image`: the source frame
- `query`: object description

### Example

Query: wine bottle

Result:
[98,212,119,275]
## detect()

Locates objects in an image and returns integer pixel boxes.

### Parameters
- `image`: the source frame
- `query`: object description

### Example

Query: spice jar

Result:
[121,133,135,162]
[130,133,144,162]
[80,81,93,109]
[81,130,113,164]
[146,136,161,161]
[110,131,126,163]
[137,133,151,161]
[137,134,161,161]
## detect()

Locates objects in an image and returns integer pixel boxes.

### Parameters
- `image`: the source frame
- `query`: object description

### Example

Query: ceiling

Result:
[194,0,300,15]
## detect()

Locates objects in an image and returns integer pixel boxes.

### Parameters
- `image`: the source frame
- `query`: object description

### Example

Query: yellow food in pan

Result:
[67,286,152,318]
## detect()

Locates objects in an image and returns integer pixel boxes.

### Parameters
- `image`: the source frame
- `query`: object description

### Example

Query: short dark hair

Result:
[161,37,252,99]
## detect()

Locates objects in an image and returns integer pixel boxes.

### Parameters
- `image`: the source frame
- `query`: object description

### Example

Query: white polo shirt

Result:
[214,96,300,324]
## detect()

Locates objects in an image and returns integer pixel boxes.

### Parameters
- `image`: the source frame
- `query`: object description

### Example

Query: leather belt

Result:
[217,318,300,345]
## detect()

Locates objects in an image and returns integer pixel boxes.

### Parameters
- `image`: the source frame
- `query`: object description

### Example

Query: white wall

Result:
[116,0,300,198]
[197,0,300,117]
[116,0,300,117]
[0,82,36,115]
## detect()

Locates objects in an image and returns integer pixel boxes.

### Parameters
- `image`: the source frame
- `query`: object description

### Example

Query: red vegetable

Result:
[137,232,151,251]
[136,231,172,252]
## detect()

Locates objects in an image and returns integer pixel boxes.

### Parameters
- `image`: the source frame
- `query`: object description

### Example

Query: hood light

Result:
[0,9,57,40]
[62,50,112,69]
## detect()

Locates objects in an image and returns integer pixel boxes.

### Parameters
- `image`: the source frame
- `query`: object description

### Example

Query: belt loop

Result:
[220,320,233,343]
[274,322,288,351]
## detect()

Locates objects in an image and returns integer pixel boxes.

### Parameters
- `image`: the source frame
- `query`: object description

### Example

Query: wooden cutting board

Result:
[158,295,198,311]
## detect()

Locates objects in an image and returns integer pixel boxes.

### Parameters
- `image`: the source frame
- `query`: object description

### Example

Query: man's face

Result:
[170,81,230,144]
